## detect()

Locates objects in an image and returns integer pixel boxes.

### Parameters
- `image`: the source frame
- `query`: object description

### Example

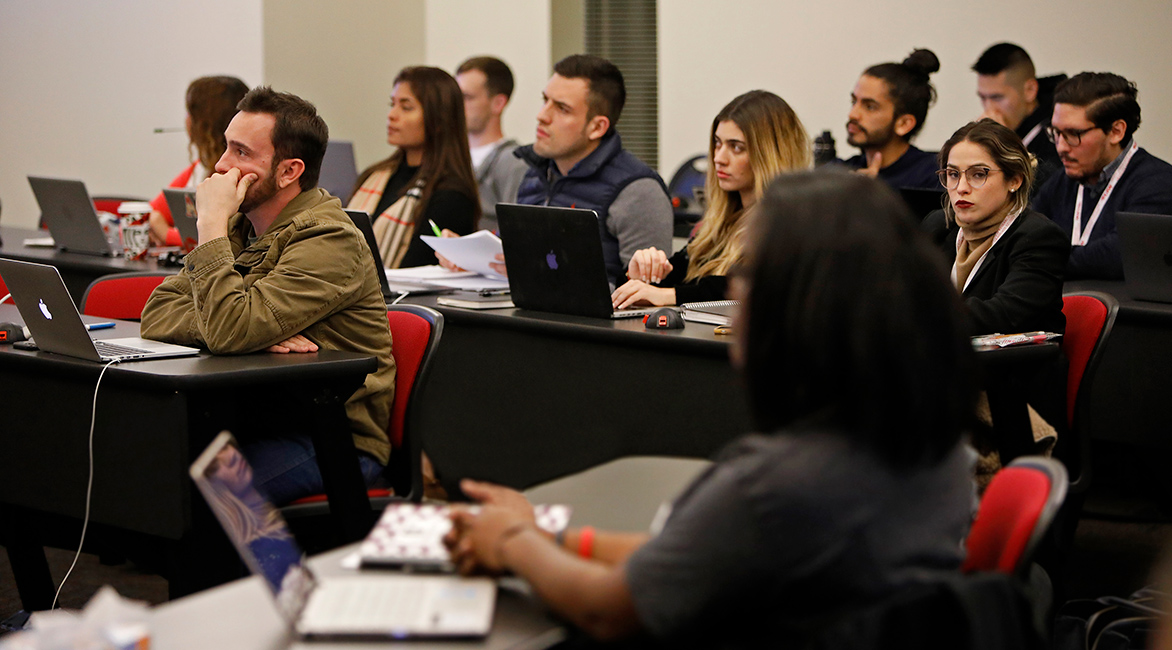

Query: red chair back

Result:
[962,457,1067,575]
[1060,295,1110,428]
[386,309,434,448]
[80,272,171,320]
[0,272,8,301]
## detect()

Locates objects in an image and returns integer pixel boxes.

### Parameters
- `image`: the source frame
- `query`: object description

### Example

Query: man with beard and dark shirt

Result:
[973,43,1063,191]
[1031,72,1172,280]
[840,49,941,191]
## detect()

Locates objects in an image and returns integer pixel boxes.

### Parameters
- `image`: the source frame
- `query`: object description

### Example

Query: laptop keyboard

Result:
[312,579,425,629]
[93,340,152,358]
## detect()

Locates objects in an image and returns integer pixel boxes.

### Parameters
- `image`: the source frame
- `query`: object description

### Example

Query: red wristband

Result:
[577,526,595,559]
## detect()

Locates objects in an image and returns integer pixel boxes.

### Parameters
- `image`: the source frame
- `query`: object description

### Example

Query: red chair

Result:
[91,196,148,216]
[1057,292,1119,494]
[80,272,172,320]
[284,304,444,518]
[962,456,1068,575]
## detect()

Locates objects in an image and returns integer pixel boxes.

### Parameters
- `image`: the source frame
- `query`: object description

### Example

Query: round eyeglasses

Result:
[936,166,1002,190]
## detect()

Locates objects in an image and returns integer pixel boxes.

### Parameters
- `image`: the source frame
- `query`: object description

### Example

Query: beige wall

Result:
[424,0,550,148]
[0,0,263,229]
[264,0,426,173]
[660,0,1172,177]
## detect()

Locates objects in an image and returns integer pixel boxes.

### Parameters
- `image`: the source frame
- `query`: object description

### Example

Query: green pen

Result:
[428,219,443,237]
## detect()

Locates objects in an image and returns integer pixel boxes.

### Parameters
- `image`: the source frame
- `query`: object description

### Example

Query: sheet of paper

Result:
[384,265,477,281]
[421,230,505,279]
[23,237,55,248]
[424,276,511,291]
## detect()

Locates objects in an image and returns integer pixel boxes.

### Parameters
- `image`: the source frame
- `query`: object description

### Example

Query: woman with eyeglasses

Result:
[923,118,1069,336]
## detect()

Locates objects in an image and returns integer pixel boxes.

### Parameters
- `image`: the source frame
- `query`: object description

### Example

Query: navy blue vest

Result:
[514,131,667,282]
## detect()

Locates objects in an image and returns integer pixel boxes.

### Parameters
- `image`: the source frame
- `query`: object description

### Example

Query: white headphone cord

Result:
[51,358,119,609]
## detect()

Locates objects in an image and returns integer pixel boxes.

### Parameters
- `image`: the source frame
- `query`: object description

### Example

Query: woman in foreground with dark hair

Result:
[443,172,979,647]
[348,66,480,268]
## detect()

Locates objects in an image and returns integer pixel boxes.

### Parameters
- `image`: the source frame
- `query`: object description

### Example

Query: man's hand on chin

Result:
[196,168,257,244]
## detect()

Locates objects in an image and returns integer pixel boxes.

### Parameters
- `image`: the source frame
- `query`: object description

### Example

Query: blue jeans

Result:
[242,432,385,506]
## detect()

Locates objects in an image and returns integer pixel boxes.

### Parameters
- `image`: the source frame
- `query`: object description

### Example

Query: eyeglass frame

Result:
[1045,125,1100,147]
[935,166,1004,190]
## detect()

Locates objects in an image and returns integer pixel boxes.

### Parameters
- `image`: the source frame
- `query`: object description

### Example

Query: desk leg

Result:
[7,541,54,612]
[308,388,373,543]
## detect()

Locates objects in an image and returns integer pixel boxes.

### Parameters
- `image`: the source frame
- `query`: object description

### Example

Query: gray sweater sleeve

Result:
[607,177,673,270]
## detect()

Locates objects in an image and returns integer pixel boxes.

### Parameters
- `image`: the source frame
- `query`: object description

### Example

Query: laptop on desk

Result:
[27,176,118,256]
[162,188,200,252]
[0,258,198,362]
[191,431,496,640]
[1118,211,1172,303]
[496,203,656,319]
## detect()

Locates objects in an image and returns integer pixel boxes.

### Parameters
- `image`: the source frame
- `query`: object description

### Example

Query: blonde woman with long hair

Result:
[612,90,810,308]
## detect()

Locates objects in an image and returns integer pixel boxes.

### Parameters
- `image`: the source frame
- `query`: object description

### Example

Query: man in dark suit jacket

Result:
[1031,72,1172,280]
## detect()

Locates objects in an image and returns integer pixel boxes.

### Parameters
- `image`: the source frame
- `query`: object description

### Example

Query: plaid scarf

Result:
[347,164,425,269]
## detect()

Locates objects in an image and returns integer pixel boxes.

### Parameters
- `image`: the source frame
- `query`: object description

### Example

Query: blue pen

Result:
[85,322,115,331]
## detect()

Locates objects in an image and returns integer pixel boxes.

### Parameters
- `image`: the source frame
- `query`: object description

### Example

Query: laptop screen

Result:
[190,432,316,622]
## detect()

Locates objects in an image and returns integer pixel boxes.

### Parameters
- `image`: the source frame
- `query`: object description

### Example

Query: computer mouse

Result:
[644,307,684,330]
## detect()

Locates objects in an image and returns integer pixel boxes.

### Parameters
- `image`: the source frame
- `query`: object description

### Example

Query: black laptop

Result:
[1117,211,1172,303]
[496,203,655,319]
[27,176,117,256]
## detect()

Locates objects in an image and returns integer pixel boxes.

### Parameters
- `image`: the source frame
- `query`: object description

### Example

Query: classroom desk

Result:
[149,544,566,650]
[0,226,172,305]
[1064,280,1172,449]
[0,305,378,609]
[403,297,750,495]
[405,298,1055,492]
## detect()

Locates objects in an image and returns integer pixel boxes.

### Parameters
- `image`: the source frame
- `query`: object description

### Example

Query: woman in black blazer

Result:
[923,119,1070,335]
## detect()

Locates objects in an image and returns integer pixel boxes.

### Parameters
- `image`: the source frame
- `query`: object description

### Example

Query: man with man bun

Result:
[841,49,941,190]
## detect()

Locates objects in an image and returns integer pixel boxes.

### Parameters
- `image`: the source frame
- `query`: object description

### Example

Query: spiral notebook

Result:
[680,300,739,326]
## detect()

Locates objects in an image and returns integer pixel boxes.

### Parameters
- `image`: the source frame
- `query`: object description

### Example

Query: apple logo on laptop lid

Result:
[38,299,52,320]
[546,250,559,271]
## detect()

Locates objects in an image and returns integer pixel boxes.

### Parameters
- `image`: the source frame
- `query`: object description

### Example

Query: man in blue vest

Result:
[509,54,672,285]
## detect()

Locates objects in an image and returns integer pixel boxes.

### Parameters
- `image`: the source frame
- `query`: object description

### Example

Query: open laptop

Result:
[320,140,359,204]
[1117,211,1172,303]
[496,203,656,319]
[162,188,200,252]
[344,209,396,303]
[27,176,118,256]
[190,431,496,639]
[899,187,946,223]
[0,259,199,362]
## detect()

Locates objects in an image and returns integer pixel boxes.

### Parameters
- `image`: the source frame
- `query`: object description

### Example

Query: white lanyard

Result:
[1021,123,1043,147]
[1072,140,1139,247]
[952,209,1021,293]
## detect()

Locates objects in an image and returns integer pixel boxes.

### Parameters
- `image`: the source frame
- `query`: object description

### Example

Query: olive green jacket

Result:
[141,189,396,464]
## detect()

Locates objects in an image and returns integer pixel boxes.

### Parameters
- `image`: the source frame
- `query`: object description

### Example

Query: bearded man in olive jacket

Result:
[142,87,395,505]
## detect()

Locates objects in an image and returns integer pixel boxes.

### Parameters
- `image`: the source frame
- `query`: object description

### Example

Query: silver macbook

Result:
[190,432,496,640]
[1118,211,1172,303]
[0,259,198,362]
[320,140,359,203]
[162,188,200,252]
[27,176,118,256]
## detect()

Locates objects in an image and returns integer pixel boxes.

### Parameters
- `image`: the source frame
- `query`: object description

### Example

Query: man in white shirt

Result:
[456,56,529,232]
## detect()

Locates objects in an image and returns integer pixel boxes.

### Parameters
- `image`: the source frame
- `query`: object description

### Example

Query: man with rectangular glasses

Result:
[1031,72,1172,280]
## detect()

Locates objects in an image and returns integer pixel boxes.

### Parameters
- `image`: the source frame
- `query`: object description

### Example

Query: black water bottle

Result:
[813,130,837,166]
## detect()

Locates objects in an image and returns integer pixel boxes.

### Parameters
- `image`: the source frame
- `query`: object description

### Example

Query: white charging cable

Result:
[51,358,119,609]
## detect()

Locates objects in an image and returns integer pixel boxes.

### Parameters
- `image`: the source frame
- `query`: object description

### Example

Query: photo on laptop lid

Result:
[191,432,496,639]
[1118,211,1172,303]
[496,203,654,319]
